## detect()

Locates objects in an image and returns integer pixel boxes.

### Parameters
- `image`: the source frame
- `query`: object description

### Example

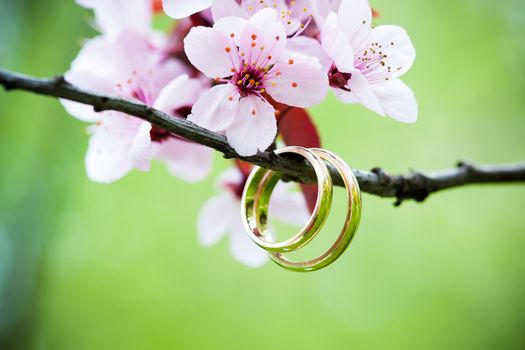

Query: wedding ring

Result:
[241,148,362,272]
[241,146,333,253]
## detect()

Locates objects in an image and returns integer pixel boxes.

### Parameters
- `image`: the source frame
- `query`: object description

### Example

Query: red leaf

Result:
[278,107,321,149]
[278,107,321,214]
[235,159,254,179]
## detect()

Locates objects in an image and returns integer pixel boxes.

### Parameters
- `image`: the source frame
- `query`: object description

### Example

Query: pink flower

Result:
[211,0,313,36]
[322,0,418,122]
[162,0,215,19]
[62,32,213,183]
[184,8,328,156]
[198,167,309,267]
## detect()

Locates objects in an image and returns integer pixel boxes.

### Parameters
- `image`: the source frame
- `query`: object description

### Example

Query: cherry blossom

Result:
[62,32,213,183]
[321,0,417,122]
[198,167,309,267]
[211,0,313,36]
[184,8,328,156]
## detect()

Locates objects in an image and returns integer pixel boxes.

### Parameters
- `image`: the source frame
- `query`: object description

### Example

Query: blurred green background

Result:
[1,0,525,349]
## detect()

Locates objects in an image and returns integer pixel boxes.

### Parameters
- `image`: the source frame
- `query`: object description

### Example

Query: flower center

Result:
[232,64,267,97]
[328,66,352,91]
[223,32,284,98]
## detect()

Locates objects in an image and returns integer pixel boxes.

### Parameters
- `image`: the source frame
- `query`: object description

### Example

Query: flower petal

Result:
[143,59,189,100]
[371,79,418,123]
[154,74,204,116]
[225,96,277,156]
[197,193,236,246]
[184,26,235,79]
[213,16,248,46]
[130,121,152,171]
[239,22,284,68]
[266,61,328,108]
[309,0,343,27]
[78,0,152,37]
[85,113,145,183]
[287,36,332,74]
[188,84,238,131]
[152,138,213,182]
[230,216,268,268]
[338,0,372,48]
[163,0,214,19]
[331,32,355,73]
[240,8,286,65]
[339,69,384,116]
[269,182,310,227]
[320,11,340,57]
[332,87,357,103]
[70,33,152,84]
[211,0,246,22]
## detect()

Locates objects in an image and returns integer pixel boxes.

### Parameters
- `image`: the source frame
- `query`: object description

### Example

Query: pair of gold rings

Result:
[241,146,362,272]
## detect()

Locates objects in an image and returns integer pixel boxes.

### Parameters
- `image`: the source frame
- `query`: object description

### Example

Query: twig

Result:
[1,68,524,204]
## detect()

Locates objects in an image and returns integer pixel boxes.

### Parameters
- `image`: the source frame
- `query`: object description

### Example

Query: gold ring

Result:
[242,148,362,272]
[241,146,333,253]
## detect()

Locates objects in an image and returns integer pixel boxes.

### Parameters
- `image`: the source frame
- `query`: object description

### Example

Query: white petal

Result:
[320,11,340,57]
[371,79,418,123]
[362,25,416,78]
[211,0,246,22]
[143,58,190,100]
[238,21,284,68]
[332,87,358,103]
[266,61,329,108]
[85,113,144,183]
[152,138,213,182]
[213,16,248,47]
[188,84,238,131]
[249,7,278,26]
[229,216,268,268]
[154,75,204,116]
[184,26,235,79]
[287,36,332,74]
[163,0,214,19]
[225,96,277,156]
[247,8,287,62]
[332,33,355,73]
[70,33,152,84]
[198,193,237,246]
[81,0,152,37]
[130,122,152,171]
[338,0,372,48]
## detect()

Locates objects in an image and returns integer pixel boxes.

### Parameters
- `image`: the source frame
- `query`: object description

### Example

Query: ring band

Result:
[241,147,362,272]
[241,146,333,253]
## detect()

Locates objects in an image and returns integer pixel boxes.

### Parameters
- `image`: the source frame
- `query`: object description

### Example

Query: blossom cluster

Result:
[63,0,416,267]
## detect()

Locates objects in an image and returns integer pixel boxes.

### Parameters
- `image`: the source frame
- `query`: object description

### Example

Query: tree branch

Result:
[1,68,524,204]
